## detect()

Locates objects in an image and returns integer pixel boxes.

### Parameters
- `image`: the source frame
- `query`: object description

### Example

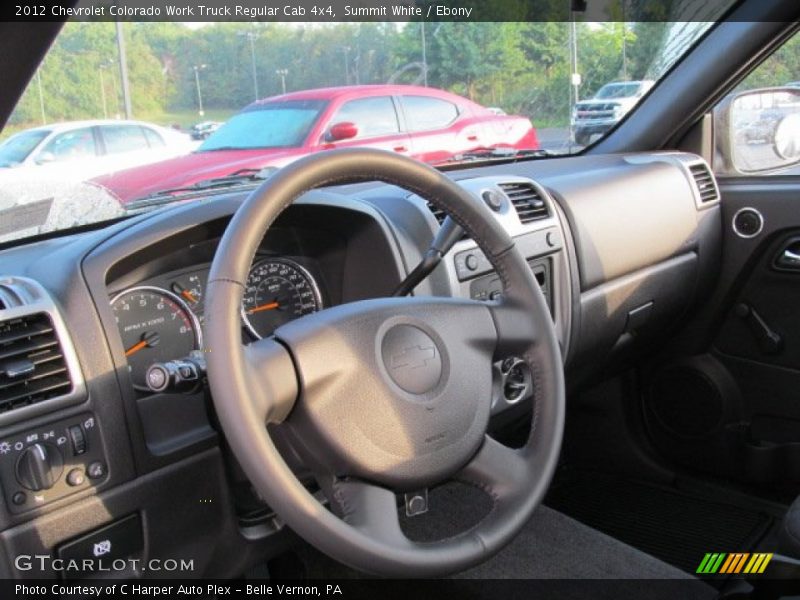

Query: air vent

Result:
[689,163,719,204]
[499,182,549,223]
[0,313,72,414]
[426,201,447,226]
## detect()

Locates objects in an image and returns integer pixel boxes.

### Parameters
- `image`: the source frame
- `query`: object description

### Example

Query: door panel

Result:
[643,180,800,488]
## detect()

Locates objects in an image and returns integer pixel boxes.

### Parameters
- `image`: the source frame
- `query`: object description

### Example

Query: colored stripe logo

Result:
[696,553,773,575]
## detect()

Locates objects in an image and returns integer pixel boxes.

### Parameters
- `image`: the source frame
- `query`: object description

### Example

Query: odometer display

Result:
[242,259,322,339]
[111,286,201,389]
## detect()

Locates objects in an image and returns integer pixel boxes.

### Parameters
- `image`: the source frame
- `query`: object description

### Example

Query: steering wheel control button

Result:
[465,254,479,271]
[66,468,86,487]
[12,491,26,506]
[733,207,764,238]
[68,425,86,455]
[87,461,106,480]
[381,325,443,395]
[404,489,429,517]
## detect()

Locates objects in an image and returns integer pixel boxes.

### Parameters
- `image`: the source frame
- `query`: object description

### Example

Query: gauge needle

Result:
[125,340,148,357]
[125,331,160,357]
[172,283,198,304]
[247,301,280,314]
[181,289,198,303]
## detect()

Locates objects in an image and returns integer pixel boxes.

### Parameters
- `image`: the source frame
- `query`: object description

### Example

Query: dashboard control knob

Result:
[15,443,64,491]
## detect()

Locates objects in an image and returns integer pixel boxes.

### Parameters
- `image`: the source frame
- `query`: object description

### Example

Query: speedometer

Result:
[242,259,322,339]
[111,286,202,389]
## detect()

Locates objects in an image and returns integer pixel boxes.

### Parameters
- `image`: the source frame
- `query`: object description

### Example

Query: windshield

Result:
[198,100,327,151]
[594,83,644,99]
[0,129,49,167]
[0,8,735,243]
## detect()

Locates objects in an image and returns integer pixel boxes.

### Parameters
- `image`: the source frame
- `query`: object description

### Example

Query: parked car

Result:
[0,120,194,183]
[190,120,222,140]
[91,85,539,203]
[571,80,654,145]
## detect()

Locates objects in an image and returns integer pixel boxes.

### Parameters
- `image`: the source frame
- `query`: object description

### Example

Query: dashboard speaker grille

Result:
[0,313,73,414]
[689,163,719,204]
[499,182,549,223]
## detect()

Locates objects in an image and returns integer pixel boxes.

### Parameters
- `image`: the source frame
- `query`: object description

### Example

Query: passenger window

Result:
[142,127,165,148]
[331,97,400,138]
[101,125,150,154]
[39,128,97,162]
[713,33,800,176]
[401,96,459,131]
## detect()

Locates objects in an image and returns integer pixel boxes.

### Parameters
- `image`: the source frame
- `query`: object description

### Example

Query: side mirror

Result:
[35,151,56,165]
[714,87,800,174]
[326,122,358,142]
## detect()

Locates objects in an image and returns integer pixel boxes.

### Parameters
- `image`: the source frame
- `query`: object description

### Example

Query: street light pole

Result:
[276,69,288,95]
[115,21,133,119]
[421,22,428,87]
[99,68,108,119]
[239,31,259,100]
[36,69,46,125]
[193,64,207,117]
[342,46,350,85]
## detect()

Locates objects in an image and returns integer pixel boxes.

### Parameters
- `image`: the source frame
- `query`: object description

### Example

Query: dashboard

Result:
[0,151,721,579]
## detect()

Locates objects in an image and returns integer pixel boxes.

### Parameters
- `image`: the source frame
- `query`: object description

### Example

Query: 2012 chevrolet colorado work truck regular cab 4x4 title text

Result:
[0,1,799,599]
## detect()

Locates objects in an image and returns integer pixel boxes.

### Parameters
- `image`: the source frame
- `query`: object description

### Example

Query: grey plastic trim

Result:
[0,276,87,427]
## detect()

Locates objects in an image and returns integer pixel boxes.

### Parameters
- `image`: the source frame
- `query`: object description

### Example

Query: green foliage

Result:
[12,18,795,133]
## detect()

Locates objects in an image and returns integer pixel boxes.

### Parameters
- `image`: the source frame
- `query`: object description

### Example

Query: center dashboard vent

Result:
[0,313,72,414]
[498,182,550,223]
[689,162,719,204]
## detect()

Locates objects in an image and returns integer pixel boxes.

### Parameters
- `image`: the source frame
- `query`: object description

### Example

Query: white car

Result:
[0,120,196,183]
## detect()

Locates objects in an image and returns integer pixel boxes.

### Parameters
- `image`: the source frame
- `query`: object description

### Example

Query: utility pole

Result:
[193,65,207,117]
[115,21,133,119]
[276,69,288,95]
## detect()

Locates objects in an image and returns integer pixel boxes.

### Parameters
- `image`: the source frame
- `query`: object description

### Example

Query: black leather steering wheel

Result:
[205,148,564,577]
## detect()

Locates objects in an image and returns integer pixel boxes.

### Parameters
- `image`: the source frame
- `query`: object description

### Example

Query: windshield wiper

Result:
[435,147,556,169]
[124,167,276,211]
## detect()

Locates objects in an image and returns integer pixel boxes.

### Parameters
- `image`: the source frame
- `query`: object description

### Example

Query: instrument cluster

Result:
[110,257,323,391]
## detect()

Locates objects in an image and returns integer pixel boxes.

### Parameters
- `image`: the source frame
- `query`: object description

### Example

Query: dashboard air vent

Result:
[426,201,447,226]
[689,163,719,204]
[499,182,549,223]
[0,313,72,414]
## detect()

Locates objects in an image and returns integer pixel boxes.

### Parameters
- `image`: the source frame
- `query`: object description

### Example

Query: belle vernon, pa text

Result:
[17,584,344,596]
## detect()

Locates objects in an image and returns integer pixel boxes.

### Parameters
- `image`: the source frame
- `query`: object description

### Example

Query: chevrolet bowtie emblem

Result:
[391,345,437,370]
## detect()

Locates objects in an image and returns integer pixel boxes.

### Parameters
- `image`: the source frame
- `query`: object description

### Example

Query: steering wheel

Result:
[205,148,564,577]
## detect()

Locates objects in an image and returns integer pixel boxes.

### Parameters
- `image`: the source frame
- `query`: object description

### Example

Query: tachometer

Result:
[111,286,202,389]
[242,259,322,339]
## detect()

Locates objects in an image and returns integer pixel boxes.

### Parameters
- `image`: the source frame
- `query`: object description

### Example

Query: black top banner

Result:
[6,0,741,23]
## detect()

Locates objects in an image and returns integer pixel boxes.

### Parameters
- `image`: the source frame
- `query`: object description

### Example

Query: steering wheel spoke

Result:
[242,337,298,424]
[489,296,541,359]
[458,435,529,501]
[331,479,409,547]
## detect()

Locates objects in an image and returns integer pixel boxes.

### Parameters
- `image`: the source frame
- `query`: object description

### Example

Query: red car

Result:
[92,85,539,204]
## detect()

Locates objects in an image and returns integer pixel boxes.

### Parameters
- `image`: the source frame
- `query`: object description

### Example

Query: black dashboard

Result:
[0,151,722,578]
